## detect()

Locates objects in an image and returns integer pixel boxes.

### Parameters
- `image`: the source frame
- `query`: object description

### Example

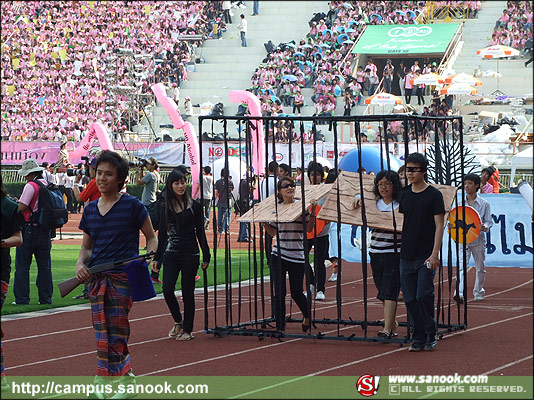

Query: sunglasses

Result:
[405,167,425,173]
[281,183,296,189]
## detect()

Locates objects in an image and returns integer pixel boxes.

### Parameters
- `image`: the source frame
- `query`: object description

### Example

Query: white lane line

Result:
[229,312,534,399]
[3,276,370,342]
[480,355,534,375]
[5,296,368,371]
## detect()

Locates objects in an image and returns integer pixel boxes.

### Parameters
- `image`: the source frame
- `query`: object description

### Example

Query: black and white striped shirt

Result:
[270,207,310,263]
[369,199,402,254]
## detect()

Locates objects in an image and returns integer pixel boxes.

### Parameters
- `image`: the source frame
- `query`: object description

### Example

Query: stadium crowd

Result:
[0,1,228,141]
[248,0,481,129]
[489,1,533,51]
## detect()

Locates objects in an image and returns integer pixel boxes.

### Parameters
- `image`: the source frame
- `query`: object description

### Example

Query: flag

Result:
[125,27,129,37]
[7,85,15,96]
[12,58,19,69]
[144,5,151,15]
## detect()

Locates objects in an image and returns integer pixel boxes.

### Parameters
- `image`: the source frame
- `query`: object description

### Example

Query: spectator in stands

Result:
[383,59,394,93]
[238,14,247,47]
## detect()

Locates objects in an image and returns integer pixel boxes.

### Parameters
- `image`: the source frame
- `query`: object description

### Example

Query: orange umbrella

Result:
[444,72,482,86]
[440,83,478,95]
[476,45,520,59]
[365,92,403,105]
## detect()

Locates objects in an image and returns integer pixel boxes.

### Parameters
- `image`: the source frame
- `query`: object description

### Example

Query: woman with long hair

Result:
[262,176,316,332]
[152,169,210,341]
[369,170,402,337]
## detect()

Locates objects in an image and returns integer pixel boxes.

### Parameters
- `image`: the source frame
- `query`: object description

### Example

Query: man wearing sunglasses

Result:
[398,153,445,352]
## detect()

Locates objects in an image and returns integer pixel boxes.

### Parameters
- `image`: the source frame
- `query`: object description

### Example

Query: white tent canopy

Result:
[510,146,533,185]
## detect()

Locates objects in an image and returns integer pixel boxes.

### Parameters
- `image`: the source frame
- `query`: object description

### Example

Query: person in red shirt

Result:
[73,158,101,205]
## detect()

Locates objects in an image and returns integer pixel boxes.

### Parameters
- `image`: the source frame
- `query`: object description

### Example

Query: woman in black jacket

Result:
[152,169,210,341]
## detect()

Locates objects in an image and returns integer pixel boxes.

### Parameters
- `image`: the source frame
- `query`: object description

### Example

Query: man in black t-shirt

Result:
[398,153,445,352]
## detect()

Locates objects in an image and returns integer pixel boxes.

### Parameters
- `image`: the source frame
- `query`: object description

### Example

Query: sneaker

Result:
[195,275,201,282]
[453,294,464,304]
[168,322,183,338]
[315,291,325,301]
[328,273,337,282]
[474,295,484,301]
[424,335,438,351]
[409,342,424,352]
[151,276,162,284]
[176,332,194,341]
[73,293,89,300]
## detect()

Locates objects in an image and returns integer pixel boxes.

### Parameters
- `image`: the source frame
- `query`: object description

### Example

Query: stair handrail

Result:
[437,22,463,75]
[337,24,367,79]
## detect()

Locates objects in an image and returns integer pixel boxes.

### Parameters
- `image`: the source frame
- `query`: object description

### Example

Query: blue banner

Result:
[329,194,533,268]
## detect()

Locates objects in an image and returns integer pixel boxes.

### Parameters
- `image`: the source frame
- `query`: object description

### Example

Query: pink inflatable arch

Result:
[69,122,114,159]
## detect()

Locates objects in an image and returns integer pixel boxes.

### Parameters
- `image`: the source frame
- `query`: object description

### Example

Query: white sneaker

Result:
[328,273,337,282]
[315,291,325,301]
[474,295,484,301]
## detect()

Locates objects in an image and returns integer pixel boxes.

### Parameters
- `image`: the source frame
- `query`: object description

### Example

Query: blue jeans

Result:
[384,77,392,93]
[14,224,53,304]
[399,258,437,344]
[202,199,211,225]
[217,206,231,233]
[240,31,247,47]
[238,222,250,241]
[253,0,259,14]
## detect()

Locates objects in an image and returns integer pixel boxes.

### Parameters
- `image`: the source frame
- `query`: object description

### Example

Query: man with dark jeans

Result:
[398,153,445,352]
[13,159,53,305]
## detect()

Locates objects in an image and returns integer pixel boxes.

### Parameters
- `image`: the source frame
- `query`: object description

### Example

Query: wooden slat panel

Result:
[238,184,333,223]
[317,171,457,231]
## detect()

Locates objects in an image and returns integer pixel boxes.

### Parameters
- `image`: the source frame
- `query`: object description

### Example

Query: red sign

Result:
[356,375,380,397]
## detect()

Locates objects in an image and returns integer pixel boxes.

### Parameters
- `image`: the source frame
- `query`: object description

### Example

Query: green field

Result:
[3,245,270,315]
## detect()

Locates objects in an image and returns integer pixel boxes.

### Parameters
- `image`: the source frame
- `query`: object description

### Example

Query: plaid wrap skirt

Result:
[88,273,133,376]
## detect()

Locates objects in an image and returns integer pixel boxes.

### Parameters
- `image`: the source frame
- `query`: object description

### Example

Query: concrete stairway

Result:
[451,1,533,98]
[151,1,330,140]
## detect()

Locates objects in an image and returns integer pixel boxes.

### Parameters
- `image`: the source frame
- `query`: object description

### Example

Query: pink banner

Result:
[0,141,160,165]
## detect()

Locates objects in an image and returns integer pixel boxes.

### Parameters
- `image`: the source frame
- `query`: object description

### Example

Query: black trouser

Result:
[271,257,309,331]
[405,88,412,104]
[64,187,75,212]
[416,87,425,105]
[223,9,232,23]
[305,234,329,293]
[162,252,200,334]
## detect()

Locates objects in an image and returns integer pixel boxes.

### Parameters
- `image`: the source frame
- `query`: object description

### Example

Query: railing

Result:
[437,22,463,75]
[424,2,471,23]
[337,25,367,79]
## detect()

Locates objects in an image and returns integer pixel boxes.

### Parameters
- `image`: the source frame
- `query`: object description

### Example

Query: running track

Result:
[3,213,532,378]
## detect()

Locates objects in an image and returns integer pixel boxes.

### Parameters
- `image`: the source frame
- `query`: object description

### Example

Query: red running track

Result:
[3,256,532,378]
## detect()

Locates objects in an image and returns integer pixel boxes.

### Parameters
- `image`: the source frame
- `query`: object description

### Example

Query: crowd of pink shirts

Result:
[248,1,481,123]
[1,1,222,141]
[489,1,533,50]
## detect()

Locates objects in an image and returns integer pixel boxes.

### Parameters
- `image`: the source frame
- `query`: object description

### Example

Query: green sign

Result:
[352,23,460,55]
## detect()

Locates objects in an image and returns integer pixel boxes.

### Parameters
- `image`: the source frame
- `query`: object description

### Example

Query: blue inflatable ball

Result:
[334,85,342,96]
[338,146,403,175]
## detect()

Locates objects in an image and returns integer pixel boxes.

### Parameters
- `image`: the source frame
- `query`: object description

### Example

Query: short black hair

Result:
[464,173,481,188]
[373,170,402,200]
[268,161,278,174]
[95,150,129,191]
[278,163,290,176]
[405,152,428,170]
[42,162,49,168]
[203,166,211,174]
[307,161,323,178]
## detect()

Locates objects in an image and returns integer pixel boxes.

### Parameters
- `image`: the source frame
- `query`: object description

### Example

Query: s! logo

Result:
[356,375,380,397]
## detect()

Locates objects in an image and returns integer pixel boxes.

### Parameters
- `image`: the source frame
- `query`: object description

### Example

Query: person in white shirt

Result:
[193,166,214,229]
[238,14,247,47]
[453,173,492,303]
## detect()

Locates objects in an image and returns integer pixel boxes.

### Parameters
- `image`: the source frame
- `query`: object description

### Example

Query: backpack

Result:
[29,179,68,231]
